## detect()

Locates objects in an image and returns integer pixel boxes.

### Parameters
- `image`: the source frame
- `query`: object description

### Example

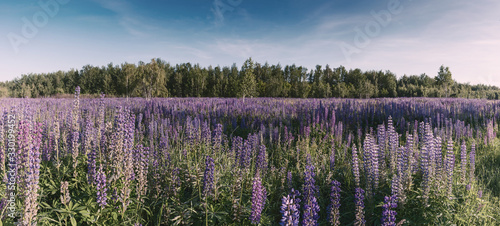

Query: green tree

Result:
[121,63,136,97]
[436,65,453,97]
[239,58,257,99]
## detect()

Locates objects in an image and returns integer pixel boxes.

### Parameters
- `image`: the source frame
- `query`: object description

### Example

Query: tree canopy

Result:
[1,58,499,99]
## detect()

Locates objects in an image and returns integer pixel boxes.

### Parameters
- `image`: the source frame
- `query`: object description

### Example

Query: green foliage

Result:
[1,61,500,99]
[239,58,258,98]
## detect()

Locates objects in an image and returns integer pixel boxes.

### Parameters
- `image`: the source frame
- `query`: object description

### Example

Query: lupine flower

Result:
[134,144,150,202]
[406,134,416,176]
[52,121,61,165]
[240,139,252,170]
[381,195,397,226]
[17,119,32,191]
[354,187,366,226]
[304,126,311,139]
[420,141,430,201]
[391,173,399,202]
[352,145,360,187]
[87,148,97,185]
[41,122,51,162]
[250,172,267,224]
[446,139,455,198]
[97,93,105,149]
[0,113,5,176]
[60,181,70,205]
[469,142,476,181]
[424,123,435,177]
[418,121,425,148]
[232,136,243,167]
[109,106,126,183]
[434,137,443,175]
[287,171,293,191]
[364,134,379,195]
[203,155,215,198]
[280,194,300,226]
[96,165,107,208]
[83,115,94,157]
[169,167,181,200]
[302,159,319,226]
[256,145,268,174]
[71,86,80,177]
[212,123,223,152]
[363,135,372,191]
[71,130,80,176]
[396,145,408,204]
[23,122,42,226]
[330,147,335,172]
[460,141,467,183]
[371,137,380,192]
[377,124,387,175]
[119,110,136,214]
[388,116,399,174]
[328,180,341,226]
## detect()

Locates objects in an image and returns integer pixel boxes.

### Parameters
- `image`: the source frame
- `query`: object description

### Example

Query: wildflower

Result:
[87,148,97,185]
[256,145,268,174]
[96,165,107,208]
[280,194,300,226]
[203,155,215,198]
[381,195,397,226]
[287,171,293,192]
[280,188,300,226]
[460,141,467,182]
[446,139,455,198]
[212,123,223,152]
[60,181,70,205]
[250,172,267,224]
[302,160,319,226]
[469,142,476,181]
[330,147,335,171]
[352,145,360,187]
[354,187,366,226]
[328,180,341,226]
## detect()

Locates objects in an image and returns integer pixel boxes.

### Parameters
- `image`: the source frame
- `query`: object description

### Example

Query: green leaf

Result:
[70,216,77,226]
[79,209,91,218]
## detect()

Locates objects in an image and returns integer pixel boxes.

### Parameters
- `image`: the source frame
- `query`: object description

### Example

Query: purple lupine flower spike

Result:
[469,142,475,181]
[203,155,215,198]
[381,195,397,226]
[352,145,360,187]
[446,138,455,198]
[328,180,341,226]
[460,141,467,182]
[96,165,107,208]
[280,188,300,226]
[302,158,319,226]
[250,172,266,224]
[354,187,366,226]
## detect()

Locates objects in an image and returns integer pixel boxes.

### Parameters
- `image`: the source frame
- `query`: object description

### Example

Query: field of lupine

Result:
[1,88,500,225]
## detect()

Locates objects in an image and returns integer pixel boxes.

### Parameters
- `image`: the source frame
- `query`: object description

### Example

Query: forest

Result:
[1,58,499,99]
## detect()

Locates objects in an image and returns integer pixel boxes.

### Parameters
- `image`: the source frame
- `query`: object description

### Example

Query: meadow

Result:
[1,88,500,225]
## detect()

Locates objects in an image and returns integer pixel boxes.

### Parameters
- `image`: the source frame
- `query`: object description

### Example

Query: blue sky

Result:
[1,0,499,86]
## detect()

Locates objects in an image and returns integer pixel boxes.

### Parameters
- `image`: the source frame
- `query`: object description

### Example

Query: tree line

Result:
[1,58,499,99]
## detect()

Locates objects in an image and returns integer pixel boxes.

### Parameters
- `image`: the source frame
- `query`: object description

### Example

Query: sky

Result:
[1,0,499,86]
